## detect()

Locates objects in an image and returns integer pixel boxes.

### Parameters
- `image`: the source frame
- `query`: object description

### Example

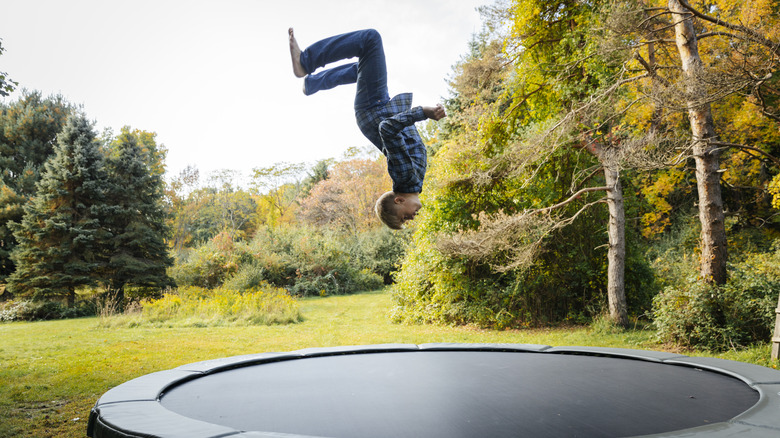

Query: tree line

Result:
[1,93,173,306]
[0,91,401,308]
[165,146,391,251]
[2,1,779,351]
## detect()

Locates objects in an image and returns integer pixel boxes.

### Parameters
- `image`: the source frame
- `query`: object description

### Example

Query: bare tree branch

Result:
[539,186,611,213]
[697,31,745,41]
[634,52,671,86]
[709,141,780,167]
[678,0,780,53]
[437,193,608,273]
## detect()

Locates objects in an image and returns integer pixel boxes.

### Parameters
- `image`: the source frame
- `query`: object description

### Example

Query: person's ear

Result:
[394,196,405,204]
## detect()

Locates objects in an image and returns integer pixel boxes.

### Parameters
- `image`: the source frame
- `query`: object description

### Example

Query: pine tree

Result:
[0,91,73,282]
[0,182,24,280]
[102,127,174,305]
[7,115,107,305]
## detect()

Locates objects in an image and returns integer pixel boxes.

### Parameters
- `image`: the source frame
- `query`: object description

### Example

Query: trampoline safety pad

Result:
[87,344,780,438]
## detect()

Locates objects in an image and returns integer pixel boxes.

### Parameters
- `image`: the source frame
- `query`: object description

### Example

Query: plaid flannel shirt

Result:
[355,93,427,193]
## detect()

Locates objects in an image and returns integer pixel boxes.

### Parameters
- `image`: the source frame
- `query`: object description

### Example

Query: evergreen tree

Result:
[0,91,73,282]
[7,115,107,305]
[0,182,24,280]
[102,127,174,305]
[0,91,74,193]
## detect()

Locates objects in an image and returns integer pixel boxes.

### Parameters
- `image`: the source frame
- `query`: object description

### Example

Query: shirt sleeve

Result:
[378,106,427,143]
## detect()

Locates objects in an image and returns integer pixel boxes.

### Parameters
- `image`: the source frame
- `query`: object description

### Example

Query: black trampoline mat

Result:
[160,351,759,438]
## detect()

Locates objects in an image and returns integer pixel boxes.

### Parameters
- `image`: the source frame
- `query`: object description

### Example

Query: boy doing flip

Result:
[288,28,446,229]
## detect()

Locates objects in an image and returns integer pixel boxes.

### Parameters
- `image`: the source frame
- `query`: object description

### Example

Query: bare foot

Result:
[288,28,307,78]
[423,104,446,121]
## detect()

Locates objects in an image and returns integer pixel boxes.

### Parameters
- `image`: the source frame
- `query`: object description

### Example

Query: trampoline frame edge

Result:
[86,343,780,438]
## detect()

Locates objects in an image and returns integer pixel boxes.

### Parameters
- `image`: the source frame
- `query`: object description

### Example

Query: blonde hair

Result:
[375,191,403,230]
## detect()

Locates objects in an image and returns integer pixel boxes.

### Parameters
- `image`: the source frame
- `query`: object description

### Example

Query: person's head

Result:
[375,191,422,229]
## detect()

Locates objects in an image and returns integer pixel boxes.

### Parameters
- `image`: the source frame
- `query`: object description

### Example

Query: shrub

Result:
[223,262,266,291]
[347,228,412,284]
[174,225,405,297]
[0,300,33,322]
[290,268,384,297]
[0,299,96,322]
[170,237,251,288]
[392,213,657,329]
[136,285,302,327]
[653,249,780,350]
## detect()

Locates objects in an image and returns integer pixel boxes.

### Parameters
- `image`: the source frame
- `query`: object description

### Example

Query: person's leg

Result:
[303,63,357,96]
[297,29,389,109]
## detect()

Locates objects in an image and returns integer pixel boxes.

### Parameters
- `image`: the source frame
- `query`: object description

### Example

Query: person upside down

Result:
[288,28,446,229]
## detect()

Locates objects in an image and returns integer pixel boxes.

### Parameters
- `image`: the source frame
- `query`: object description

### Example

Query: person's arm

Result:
[378,104,446,142]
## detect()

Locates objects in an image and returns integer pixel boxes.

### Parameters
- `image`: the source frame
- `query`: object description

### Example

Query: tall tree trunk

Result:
[669,0,728,284]
[110,283,126,312]
[771,292,780,360]
[587,141,629,327]
[605,167,628,327]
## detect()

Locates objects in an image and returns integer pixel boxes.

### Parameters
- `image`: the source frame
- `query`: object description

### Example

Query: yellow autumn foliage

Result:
[769,174,780,210]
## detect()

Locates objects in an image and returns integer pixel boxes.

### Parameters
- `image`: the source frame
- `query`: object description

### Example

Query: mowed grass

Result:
[1,288,776,438]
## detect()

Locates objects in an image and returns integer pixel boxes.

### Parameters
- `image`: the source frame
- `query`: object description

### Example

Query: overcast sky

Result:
[1,0,487,185]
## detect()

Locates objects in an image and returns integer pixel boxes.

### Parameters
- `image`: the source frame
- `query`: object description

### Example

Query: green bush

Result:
[290,268,384,297]
[652,249,780,350]
[173,226,406,297]
[238,226,403,296]
[169,237,251,288]
[347,228,412,284]
[222,262,266,291]
[0,299,96,322]
[392,211,657,329]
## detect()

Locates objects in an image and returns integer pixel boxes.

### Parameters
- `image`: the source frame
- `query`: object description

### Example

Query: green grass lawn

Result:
[1,288,776,438]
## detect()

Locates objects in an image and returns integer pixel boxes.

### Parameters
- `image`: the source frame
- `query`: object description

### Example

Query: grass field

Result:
[1,288,776,438]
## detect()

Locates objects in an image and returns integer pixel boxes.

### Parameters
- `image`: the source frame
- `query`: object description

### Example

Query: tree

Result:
[102,127,174,305]
[666,0,728,283]
[426,0,638,326]
[0,39,18,97]
[0,92,74,191]
[603,0,780,284]
[166,165,201,250]
[392,2,638,328]
[7,115,108,305]
[477,0,634,326]
[207,170,257,238]
[299,157,391,232]
[301,158,332,197]
[0,182,24,280]
[0,91,74,281]
[167,169,258,247]
[251,162,306,227]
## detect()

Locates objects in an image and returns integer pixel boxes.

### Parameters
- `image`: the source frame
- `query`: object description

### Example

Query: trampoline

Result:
[87,344,780,438]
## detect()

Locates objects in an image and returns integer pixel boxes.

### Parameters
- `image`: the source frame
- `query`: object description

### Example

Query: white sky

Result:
[0,0,487,185]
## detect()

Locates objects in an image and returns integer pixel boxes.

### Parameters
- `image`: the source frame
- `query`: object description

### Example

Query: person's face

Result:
[396,197,422,225]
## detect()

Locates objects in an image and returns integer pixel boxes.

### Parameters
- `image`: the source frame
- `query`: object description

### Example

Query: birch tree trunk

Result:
[669,0,728,284]
[605,167,628,327]
[587,140,628,327]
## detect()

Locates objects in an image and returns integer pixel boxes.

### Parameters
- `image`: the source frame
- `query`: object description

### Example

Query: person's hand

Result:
[423,104,446,121]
